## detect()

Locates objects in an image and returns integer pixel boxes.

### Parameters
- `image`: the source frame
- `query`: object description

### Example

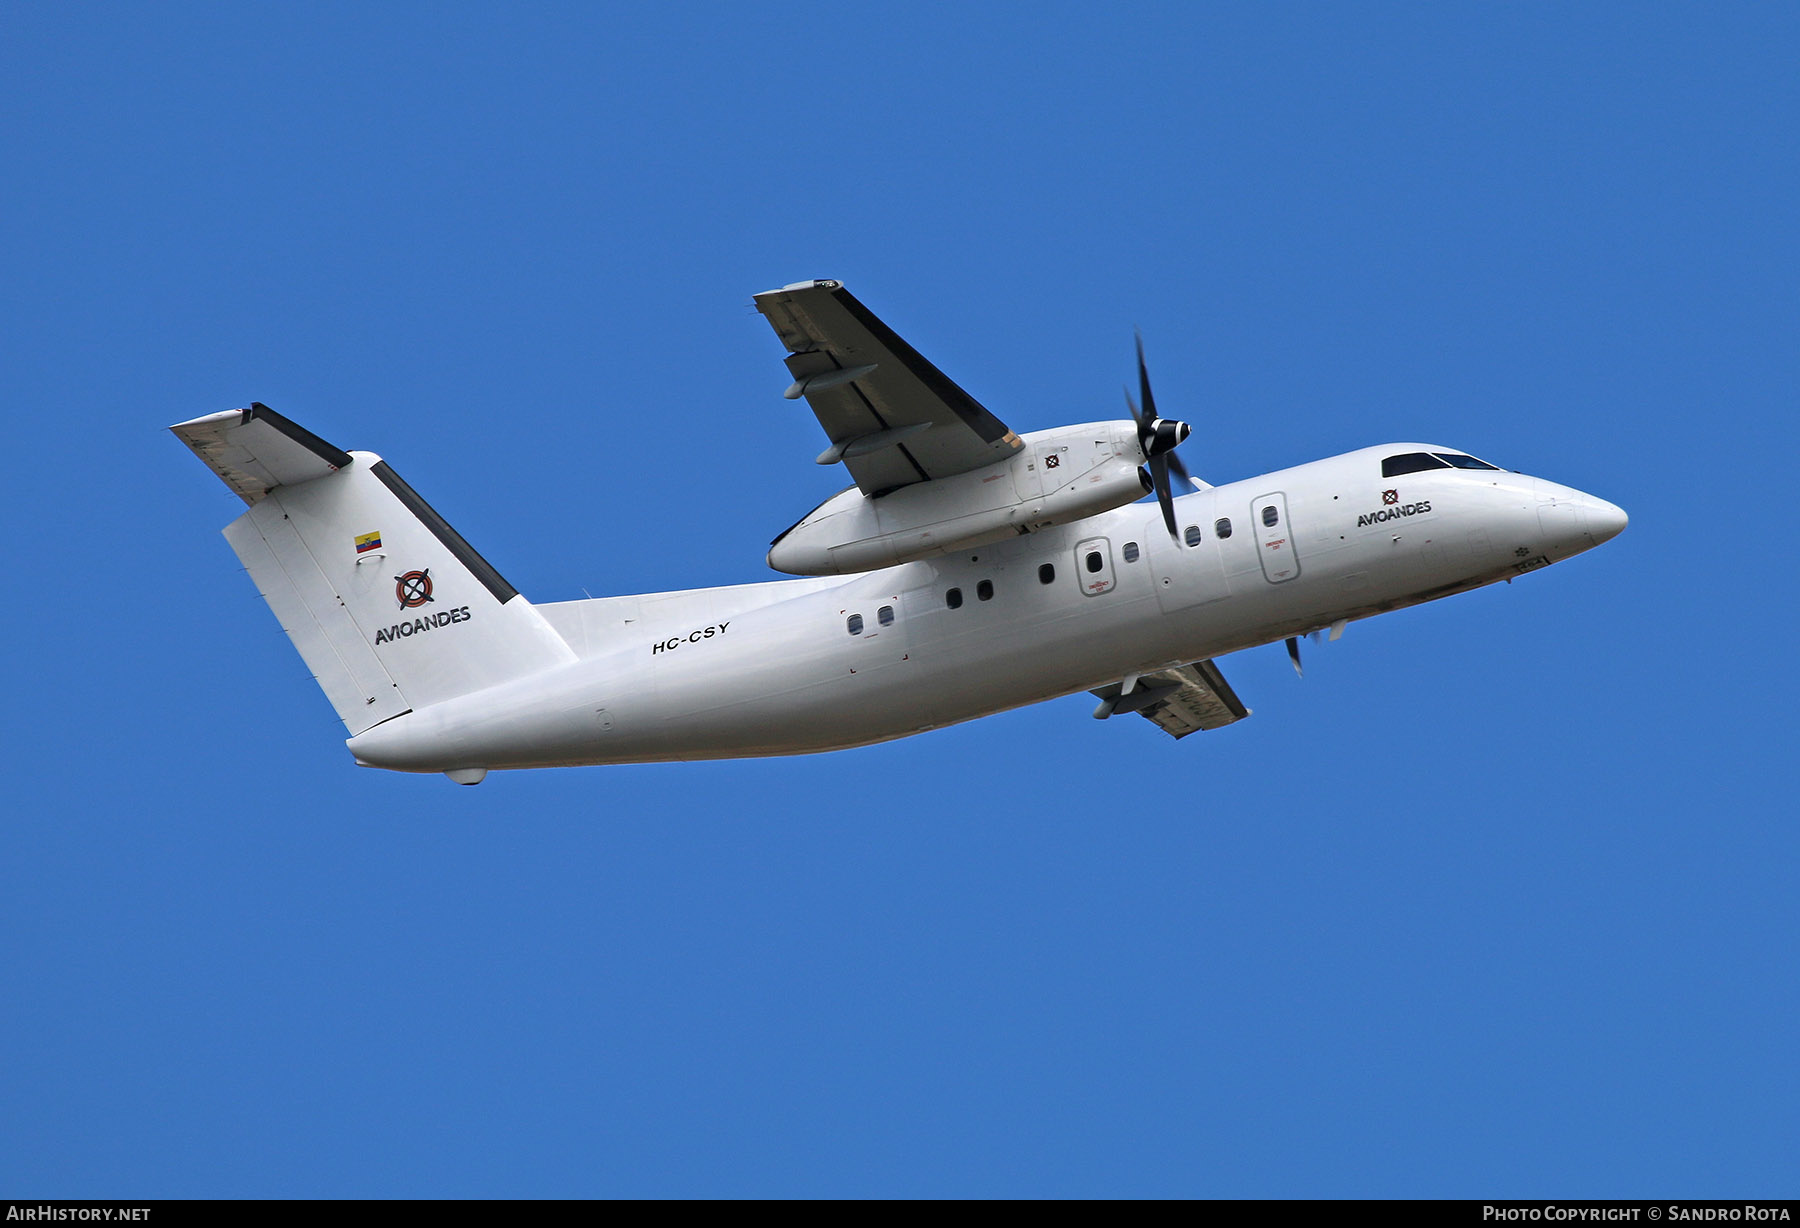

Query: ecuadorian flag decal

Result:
[354,531,382,554]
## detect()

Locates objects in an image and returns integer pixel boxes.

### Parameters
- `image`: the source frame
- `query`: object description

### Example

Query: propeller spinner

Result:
[1126,334,1193,540]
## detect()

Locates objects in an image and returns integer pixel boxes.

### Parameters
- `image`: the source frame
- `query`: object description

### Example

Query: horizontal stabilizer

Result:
[171,403,352,505]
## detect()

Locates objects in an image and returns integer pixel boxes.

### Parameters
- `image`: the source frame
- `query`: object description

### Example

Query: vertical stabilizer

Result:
[175,406,576,735]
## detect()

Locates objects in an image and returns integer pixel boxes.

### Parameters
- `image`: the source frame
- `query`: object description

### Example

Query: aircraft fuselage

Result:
[344,443,1626,773]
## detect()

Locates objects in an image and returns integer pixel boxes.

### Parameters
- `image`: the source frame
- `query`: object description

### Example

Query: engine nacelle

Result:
[768,421,1148,575]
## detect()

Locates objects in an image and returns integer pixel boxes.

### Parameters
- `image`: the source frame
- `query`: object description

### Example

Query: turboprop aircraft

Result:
[172,279,1626,784]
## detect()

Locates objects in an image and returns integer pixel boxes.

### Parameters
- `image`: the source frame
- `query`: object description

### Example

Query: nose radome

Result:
[1584,497,1628,545]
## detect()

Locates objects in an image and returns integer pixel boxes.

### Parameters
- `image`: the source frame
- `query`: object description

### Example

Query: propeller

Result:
[1126,334,1192,540]
[1286,624,1340,678]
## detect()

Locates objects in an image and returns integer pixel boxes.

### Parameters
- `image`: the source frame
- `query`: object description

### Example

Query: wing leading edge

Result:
[754,280,1023,496]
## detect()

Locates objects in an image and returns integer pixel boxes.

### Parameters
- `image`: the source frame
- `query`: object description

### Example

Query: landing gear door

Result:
[1253,492,1300,584]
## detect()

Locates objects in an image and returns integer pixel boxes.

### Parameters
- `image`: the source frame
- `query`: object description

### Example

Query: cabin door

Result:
[1252,492,1301,584]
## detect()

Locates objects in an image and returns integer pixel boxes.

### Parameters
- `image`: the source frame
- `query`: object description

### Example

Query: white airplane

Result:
[173,279,1626,784]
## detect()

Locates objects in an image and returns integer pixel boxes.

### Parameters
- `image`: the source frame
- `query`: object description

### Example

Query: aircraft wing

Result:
[1090,659,1250,740]
[754,280,1024,497]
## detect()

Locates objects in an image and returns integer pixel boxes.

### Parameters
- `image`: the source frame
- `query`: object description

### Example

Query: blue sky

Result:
[3,2,1795,1197]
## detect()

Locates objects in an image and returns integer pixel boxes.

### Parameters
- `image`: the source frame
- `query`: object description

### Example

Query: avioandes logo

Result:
[377,567,472,645]
[395,569,433,609]
[374,602,473,646]
[1357,498,1432,528]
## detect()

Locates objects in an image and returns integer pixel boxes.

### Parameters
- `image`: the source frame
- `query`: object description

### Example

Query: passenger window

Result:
[1262,505,1279,528]
[877,605,894,626]
[1215,518,1233,539]
[946,587,963,609]
[1038,563,1056,584]
[1183,525,1201,547]
[846,613,863,635]
[977,579,994,601]
[1122,542,1139,563]
[1085,551,1103,573]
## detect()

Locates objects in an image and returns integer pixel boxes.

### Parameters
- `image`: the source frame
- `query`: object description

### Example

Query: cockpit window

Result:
[1381,452,1452,477]
[1432,452,1500,470]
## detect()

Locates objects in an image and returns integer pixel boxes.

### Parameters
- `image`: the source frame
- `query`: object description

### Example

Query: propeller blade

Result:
[1166,446,1194,490]
[1127,336,1191,520]
[1135,332,1159,424]
[1130,338,1189,458]
[1286,636,1303,678]
[1150,453,1177,540]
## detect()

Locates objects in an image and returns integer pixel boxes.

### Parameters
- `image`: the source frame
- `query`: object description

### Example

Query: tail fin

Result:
[173,404,575,735]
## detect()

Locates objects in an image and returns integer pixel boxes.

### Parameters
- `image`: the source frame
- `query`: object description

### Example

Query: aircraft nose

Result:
[1533,481,1627,556]
[1584,496,1628,545]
